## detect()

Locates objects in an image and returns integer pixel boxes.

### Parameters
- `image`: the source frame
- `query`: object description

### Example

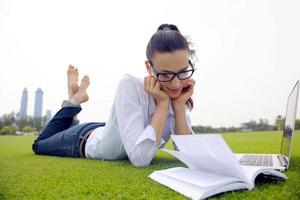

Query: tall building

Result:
[19,88,28,120]
[44,109,52,126]
[33,88,43,119]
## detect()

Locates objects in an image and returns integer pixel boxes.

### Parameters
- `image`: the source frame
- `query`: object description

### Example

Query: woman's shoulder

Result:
[115,74,148,102]
[120,73,142,81]
[118,74,143,88]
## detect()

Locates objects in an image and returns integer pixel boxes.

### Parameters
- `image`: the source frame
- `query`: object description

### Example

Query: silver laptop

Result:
[235,80,299,171]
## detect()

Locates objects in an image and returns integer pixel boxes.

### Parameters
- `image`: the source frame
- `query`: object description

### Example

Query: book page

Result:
[241,165,288,188]
[149,167,248,200]
[162,134,248,182]
[153,167,243,188]
[149,169,208,200]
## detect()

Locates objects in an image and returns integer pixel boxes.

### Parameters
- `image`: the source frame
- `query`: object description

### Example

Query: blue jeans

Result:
[32,104,105,158]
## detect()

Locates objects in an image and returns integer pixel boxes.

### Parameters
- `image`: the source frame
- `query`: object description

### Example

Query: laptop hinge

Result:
[277,155,288,168]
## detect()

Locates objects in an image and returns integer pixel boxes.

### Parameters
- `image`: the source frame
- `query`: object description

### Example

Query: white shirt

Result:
[85,74,194,167]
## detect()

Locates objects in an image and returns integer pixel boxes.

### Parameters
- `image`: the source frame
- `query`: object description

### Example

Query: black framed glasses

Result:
[149,60,195,82]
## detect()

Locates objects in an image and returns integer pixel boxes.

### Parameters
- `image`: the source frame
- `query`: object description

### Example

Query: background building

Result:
[33,88,43,119]
[33,88,43,130]
[18,88,28,120]
[44,110,52,126]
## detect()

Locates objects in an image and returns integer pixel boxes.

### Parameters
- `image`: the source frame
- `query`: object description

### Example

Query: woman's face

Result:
[145,49,190,99]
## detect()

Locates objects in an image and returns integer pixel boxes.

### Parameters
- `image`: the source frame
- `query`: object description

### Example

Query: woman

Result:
[32,23,196,167]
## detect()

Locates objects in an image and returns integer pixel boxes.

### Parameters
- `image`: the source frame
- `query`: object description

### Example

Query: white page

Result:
[162,134,248,182]
[153,167,243,188]
[241,165,288,188]
[149,169,208,200]
[149,167,248,200]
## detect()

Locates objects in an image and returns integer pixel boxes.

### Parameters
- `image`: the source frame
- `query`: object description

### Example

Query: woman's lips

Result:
[167,88,181,93]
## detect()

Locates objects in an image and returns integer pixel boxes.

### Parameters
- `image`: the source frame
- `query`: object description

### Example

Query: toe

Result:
[79,75,90,89]
[68,64,74,70]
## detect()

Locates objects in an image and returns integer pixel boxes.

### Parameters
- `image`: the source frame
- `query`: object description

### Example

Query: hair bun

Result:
[157,24,180,32]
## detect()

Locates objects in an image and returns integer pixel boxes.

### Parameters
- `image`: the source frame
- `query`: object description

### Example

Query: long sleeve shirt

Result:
[85,74,194,167]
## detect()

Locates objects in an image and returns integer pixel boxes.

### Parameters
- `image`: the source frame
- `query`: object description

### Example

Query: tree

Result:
[2,112,16,126]
[240,120,256,131]
[16,118,29,130]
[274,115,285,130]
[21,126,36,132]
[227,126,238,132]
[257,119,272,131]
[0,117,4,130]
[33,117,43,131]
[295,119,300,130]
[192,125,214,133]
[0,125,15,135]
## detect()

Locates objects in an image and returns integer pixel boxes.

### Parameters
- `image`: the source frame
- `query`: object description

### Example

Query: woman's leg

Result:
[33,65,88,142]
[33,121,103,157]
[33,101,82,142]
[32,65,93,157]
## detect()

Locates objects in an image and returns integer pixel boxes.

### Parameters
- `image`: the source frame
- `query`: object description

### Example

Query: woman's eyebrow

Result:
[159,66,189,73]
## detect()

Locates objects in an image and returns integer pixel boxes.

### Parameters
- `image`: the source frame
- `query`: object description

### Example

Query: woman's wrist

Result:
[151,100,169,146]
[173,102,191,135]
[156,98,170,107]
[172,101,186,113]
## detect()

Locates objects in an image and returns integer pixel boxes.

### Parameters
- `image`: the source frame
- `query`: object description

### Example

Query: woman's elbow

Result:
[129,155,152,167]
[128,145,157,167]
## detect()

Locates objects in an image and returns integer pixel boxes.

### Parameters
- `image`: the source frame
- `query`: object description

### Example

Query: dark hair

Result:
[146,23,196,111]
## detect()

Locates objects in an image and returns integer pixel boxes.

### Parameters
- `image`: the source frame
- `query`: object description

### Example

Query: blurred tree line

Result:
[1,112,300,135]
[0,111,47,135]
[192,115,300,133]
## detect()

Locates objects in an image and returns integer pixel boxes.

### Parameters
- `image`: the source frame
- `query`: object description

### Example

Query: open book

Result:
[149,134,287,200]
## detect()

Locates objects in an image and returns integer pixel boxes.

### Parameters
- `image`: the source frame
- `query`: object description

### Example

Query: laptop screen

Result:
[280,81,299,163]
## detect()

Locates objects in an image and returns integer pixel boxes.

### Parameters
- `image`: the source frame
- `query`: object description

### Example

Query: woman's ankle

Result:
[61,100,81,108]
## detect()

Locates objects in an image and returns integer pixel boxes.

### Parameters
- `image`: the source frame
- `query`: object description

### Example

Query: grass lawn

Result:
[0,131,300,200]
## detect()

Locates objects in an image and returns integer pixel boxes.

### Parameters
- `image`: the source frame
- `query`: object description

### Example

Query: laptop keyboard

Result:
[239,155,273,166]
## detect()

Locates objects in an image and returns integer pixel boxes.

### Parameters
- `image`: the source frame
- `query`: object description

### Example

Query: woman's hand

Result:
[172,78,196,109]
[144,75,170,105]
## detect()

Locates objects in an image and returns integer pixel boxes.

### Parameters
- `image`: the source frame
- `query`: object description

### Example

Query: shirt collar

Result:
[148,94,174,116]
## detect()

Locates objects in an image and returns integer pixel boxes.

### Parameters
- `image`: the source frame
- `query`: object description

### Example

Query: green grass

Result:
[0,131,300,200]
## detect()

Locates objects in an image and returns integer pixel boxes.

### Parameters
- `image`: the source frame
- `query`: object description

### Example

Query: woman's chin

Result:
[167,92,181,99]
[163,87,183,99]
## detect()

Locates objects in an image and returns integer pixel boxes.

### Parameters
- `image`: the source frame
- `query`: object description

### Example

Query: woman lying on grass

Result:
[32,23,196,167]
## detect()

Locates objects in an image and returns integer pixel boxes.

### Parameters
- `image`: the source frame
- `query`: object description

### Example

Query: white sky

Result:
[0,0,299,127]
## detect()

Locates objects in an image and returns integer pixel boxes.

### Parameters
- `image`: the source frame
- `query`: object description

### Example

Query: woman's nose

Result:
[169,76,181,88]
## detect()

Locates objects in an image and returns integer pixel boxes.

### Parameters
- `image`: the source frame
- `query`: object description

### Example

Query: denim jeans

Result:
[32,102,105,158]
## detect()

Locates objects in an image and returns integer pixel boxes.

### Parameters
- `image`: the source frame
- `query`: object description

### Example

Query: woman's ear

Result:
[144,60,151,75]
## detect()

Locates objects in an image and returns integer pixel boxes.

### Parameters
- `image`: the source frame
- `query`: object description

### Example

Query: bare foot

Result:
[67,64,79,100]
[69,75,90,105]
